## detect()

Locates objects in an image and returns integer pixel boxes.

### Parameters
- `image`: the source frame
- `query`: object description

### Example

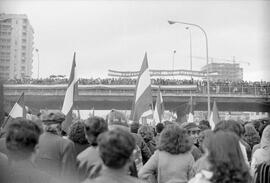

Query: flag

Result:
[61,53,78,132]
[153,86,164,123]
[187,96,194,123]
[130,53,153,122]
[209,100,220,130]
[9,92,26,118]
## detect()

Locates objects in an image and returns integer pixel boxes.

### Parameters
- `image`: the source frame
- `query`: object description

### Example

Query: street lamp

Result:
[185,27,193,80]
[168,20,211,119]
[35,48,40,79]
[172,50,176,78]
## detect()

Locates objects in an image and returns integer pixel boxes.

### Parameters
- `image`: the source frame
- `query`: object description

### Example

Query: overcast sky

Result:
[1,0,269,81]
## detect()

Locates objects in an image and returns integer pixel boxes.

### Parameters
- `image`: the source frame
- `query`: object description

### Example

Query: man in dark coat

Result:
[5,118,56,183]
[35,111,76,182]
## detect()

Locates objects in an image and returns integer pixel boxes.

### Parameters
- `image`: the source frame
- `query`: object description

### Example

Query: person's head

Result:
[138,125,154,143]
[158,124,192,154]
[205,131,251,183]
[97,128,135,169]
[213,120,244,138]
[260,125,270,149]
[84,116,108,146]
[199,120,211,129]
[41,111,65,135]
[129,121,140,134]
[68,121,88,145]
[243,124,260,148]
[155,123,164,134]
[198,129,214,153]
[183,122,201,144]
[6,118,42,161]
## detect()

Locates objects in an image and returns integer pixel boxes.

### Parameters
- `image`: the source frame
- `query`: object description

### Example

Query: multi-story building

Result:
[0,13,34,80]
[201,62,243,81]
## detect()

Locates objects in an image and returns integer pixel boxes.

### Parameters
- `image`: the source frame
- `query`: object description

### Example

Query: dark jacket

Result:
[7,160,56,183]
[35,132,76,181]
[132,133,152,164]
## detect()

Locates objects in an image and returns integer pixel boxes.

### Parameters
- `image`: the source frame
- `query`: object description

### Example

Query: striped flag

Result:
[9,92,26,119]
[61,53,78,132]
[153,86,164,124]
[209,100,220,130]
[187,96,194,123]
[130,53,153,122]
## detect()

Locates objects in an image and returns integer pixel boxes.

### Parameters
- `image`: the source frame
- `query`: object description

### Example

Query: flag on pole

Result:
[209,100,220,130]
[9,92,26,118]
[153,86,164,124]
[130,53,153,122]
[61,52,78,132]
[187,96,194,123]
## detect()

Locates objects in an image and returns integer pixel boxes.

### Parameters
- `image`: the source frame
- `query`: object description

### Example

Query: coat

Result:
[35,132,76,181]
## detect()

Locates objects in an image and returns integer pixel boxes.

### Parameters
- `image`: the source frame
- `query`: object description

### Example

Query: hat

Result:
[183,123,201,131]
[41,111,65,124]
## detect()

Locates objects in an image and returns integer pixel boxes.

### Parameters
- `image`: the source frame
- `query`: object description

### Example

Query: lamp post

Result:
[185,27,193,80]
[35,48,40,79]
[168,20,210,119]
[172,50,176,78]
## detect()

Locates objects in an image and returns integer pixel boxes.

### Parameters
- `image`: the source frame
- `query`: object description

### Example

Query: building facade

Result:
[201,63,243,81]
[0,14,34,80]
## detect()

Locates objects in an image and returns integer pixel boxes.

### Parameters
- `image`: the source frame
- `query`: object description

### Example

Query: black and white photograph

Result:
[0,0,269,183]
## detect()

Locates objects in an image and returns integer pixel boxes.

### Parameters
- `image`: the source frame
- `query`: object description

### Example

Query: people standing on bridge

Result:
[35,111,77,183]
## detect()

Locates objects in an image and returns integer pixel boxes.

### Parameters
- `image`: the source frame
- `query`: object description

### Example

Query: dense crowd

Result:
[4,77,270,96]
[0,112,269,183]
[4,77,270,87]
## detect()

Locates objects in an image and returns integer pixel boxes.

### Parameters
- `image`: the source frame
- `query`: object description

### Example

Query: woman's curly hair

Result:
[68,121,88,145]
[206,131,252,183]
[243,124,260,149]
[158,124,192,154]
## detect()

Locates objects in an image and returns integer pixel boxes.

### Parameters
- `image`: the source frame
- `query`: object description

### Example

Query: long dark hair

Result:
[206,131,251,183]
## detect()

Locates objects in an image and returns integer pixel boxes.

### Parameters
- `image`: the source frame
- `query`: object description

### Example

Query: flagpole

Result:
[1,92,24,129]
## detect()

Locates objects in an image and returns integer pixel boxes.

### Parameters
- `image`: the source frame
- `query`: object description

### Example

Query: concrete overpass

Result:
[3,84,270,114]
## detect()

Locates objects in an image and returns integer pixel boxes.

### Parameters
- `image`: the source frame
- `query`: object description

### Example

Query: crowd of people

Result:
[0,112,269,183]
[4,77,270,96]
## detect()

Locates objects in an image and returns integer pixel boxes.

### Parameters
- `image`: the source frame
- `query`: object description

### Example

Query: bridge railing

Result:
[3,84,270,97]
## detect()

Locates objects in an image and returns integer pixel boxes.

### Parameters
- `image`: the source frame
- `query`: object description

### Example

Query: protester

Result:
[68,121,89,156]
[130,121,152,165]
[182,123,202,161]
[77,116,108,181]
[213,120,250,166]
[83,128,144,183]
[154,122,164,145]
[251,125,270,176]
[139,124,195,183]
[244,124,260,160]
[35,111,76,182]
[138,125,156,154]
[189,131,252,183]
[5,118,56,183]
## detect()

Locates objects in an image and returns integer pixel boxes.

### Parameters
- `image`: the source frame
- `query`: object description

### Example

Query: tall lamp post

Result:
[168,20,210,119]
[172,50,176,78]
[35,48,40,79]
[185,27,193,80]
